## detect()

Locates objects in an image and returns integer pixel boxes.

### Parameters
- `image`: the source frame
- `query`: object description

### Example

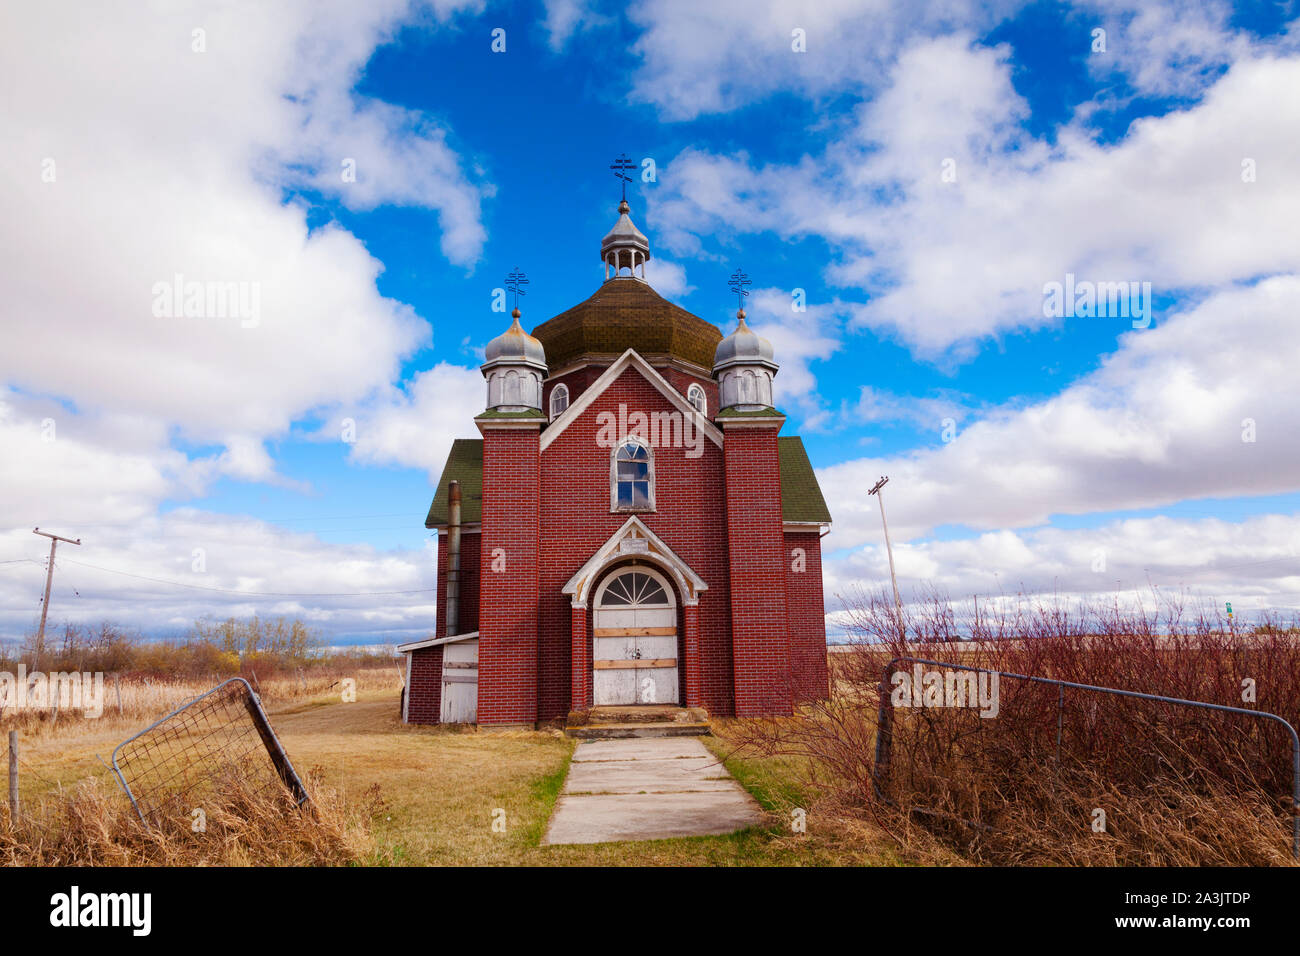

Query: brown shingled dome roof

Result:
[530,279,723,372]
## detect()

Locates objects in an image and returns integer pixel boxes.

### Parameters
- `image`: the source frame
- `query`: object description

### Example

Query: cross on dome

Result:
[601,155,651,282]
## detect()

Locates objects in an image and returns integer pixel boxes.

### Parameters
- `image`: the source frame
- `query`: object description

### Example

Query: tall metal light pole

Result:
[867,478,903,631]
[32,527,80,642]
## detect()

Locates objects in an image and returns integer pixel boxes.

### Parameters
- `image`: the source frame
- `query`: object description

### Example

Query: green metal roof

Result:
[424,435,831,528]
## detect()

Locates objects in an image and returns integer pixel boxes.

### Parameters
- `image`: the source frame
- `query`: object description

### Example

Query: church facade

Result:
[399,198,831,726]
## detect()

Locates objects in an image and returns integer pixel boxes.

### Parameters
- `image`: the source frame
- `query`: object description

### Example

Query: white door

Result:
[593,568,678,706]
[440,638,478,723]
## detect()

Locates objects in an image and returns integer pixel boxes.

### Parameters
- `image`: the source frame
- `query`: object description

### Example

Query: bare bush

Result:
[734,588,1300,866]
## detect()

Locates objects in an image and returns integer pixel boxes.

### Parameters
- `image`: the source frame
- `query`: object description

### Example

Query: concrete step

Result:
[566,721,711,739]
[582,705,710,725]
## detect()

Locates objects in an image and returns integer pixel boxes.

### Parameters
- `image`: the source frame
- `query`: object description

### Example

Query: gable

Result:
[539,348,722,452]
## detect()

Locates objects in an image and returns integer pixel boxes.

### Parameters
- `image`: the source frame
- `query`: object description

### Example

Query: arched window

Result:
[686,383,706,414]
[549,383,569,420]
[611,439,654,512]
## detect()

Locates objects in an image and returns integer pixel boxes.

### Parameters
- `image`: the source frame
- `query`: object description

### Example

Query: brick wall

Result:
[538,365,734,717]
[544,362,719,420]
[434,530,480,638]
[785,529,829,702]
[477,424,541,724]
[723,424,793,716]
[406,644,444,724]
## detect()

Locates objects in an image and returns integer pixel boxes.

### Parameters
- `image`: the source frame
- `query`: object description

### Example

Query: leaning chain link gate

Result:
[873,656,1300,859]
[110,677,310,830]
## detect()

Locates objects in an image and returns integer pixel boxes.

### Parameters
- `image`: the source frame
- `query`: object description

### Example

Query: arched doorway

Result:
[592,565,678,706]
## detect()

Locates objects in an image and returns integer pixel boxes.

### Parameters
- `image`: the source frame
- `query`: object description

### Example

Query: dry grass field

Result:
[2,675,901,866]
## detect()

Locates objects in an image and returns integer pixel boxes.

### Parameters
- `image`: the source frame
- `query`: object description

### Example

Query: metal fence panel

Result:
[110,677,309,829]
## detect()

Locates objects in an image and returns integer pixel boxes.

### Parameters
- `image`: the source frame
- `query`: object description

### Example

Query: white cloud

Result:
[0,0,487,450]
[626,0,1026,120]
[646,257,695,299]
[341,363,485,478]
[818,277,1300,548]
[0,510,434,643]
[652,40,1300,356]
[742,288,843,422]
[1081,0,1251,98]
[824,511,1300,617]
[541,0,610,51]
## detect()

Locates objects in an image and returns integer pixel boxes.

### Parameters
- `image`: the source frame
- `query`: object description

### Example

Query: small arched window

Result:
[549,383,569,421]
[611,439,654,512]
[687,383,706,414]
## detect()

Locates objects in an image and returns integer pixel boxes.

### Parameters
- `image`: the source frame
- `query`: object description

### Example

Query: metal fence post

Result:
[7,730,18,823]
[872,661,896,800]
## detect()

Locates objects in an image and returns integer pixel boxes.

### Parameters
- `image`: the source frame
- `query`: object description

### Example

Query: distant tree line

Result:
[0,617,393,678]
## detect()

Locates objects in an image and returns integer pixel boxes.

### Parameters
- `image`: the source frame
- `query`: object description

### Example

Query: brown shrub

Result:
[735,588,1300,866]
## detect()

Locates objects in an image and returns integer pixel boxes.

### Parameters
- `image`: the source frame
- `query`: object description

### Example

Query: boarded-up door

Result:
[440,638,478,723]
[593,568,678,706]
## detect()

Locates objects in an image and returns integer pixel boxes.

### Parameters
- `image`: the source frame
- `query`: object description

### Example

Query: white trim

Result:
[549,382,570,421]
[783,521,828,531]
[546,354,714,382]
[540,349,722,452]
[396,630,481,653]
[475,418,544,431]
[563,515,707,606]
[686,383,707,414]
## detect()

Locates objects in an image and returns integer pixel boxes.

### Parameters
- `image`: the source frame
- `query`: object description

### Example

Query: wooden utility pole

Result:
[32,528,80,642]
[867,477,904,631]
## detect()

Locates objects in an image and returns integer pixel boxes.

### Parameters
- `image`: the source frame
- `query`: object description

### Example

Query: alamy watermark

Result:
[151,273,260,328]
[595,402,705,459]
[1042,273,1152,329]
[0,664,105,718]
[890,663,1000,717]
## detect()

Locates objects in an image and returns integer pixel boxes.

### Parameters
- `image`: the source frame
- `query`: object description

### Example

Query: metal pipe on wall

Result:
[445,480,461,638]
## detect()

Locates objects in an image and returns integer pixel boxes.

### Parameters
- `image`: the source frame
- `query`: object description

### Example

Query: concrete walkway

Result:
[541,737,764,845]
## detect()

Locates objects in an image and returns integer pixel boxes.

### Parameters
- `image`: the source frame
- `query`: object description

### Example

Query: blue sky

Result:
[2,0,1299,644]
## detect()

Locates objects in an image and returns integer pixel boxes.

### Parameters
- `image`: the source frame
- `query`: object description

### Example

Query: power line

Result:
[55,556,433,597]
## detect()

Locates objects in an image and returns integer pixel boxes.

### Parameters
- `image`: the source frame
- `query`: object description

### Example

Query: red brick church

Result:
[399,196,831,727]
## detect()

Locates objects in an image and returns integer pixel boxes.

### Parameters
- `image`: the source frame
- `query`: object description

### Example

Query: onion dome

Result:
[482,307,547,411]
[712,309,776,371]
[484,308,546,368]
[601,200,651,281]
[713,308,779,411]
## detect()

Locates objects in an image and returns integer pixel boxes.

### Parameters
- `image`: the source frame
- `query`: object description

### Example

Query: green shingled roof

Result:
[530,280,723,371]
[424,435,831,528]
[425,438,485,527]
[777,436,832,524]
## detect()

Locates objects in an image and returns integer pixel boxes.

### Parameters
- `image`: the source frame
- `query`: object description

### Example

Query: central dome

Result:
[531,280,723,372]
